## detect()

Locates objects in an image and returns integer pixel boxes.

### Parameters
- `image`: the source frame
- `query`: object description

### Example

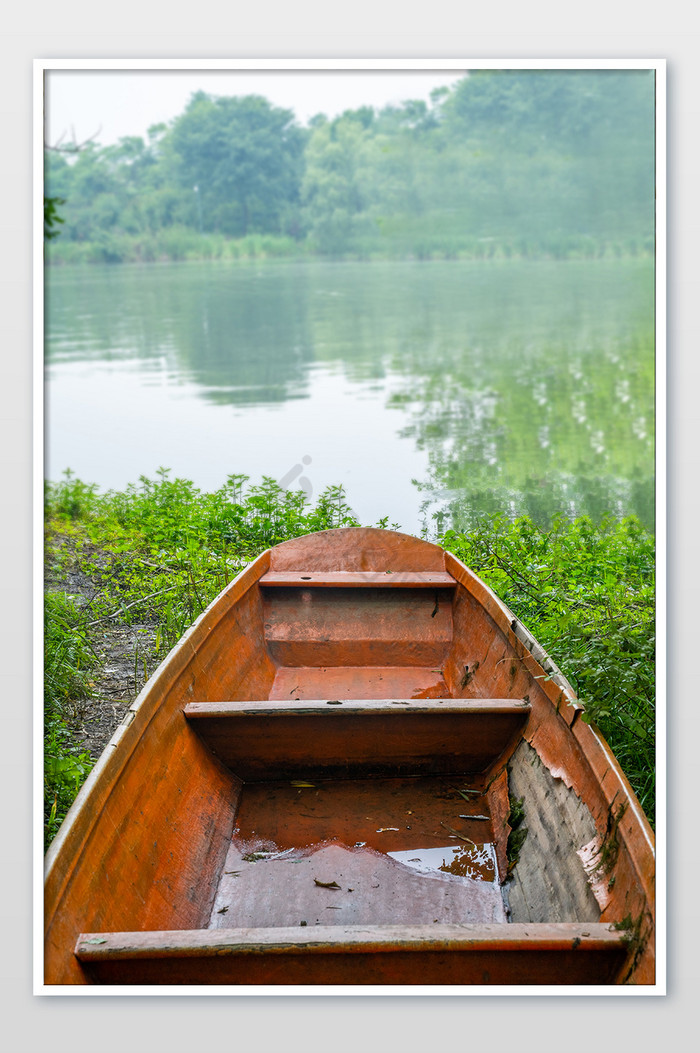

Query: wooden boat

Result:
[44,528,655,987]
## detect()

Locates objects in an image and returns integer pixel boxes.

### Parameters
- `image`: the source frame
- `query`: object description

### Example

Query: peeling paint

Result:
[577,836,612,912]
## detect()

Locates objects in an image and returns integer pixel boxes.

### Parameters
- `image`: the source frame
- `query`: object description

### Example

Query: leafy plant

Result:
[44,591,97,848]
[44,195,65,240]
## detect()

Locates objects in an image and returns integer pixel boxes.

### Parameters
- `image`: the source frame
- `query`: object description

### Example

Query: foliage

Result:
[440,514,655,823]
[167,93,306,238]
[44,195,65,239]
[45,70,655,263]
[44,590,96,848]
[301,113,373,253]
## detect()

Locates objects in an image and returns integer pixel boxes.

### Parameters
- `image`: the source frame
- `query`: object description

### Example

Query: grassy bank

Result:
[44,228,654,266]
[44,470,655,847]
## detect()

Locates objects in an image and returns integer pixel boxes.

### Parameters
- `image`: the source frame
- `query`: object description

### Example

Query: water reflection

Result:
[389,843,498,883]
[45,258,655,531]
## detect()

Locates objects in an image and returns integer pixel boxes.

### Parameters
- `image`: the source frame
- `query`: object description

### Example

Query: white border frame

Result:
[34,57,666,998]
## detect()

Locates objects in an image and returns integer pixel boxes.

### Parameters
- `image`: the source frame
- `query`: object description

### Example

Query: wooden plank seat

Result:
[74,923,629,986]
[184,698,531,779]
[259,571,457,588]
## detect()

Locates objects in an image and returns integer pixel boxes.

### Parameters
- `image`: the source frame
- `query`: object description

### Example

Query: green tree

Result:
[301,113,374,253]
[168,92,306,237]
[43,71,655,262]
[437,70,655,249]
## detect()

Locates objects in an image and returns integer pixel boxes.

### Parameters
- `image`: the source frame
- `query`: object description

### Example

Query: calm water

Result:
[45,258,655,534]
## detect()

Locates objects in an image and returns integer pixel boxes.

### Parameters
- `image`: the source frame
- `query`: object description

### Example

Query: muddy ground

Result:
[45,533,162,760]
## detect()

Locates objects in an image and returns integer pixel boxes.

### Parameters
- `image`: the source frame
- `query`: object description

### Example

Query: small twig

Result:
[440,821,476,848]
[85,578,208,627]
[137,558,181,573]
[45,127,102,153]
[188,566,204,611]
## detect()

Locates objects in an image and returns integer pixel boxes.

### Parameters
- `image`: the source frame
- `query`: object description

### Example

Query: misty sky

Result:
[44,68,467,147]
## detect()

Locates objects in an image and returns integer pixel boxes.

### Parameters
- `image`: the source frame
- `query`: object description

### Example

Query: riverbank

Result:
[44,471,655,847]
[45,229,654,266]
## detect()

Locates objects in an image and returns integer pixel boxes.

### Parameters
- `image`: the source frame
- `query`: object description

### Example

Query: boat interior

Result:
[46,531,648,986]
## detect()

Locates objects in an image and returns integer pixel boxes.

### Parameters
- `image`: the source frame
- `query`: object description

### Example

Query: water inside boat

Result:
[209,775,506,931]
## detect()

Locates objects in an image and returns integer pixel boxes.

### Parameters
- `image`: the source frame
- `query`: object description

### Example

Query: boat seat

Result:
[74,922,629,985]
[259,571,457,587]
[184,698,531,779]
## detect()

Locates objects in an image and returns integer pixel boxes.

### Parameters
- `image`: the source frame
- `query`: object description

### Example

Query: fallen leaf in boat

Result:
[376,827,400,833]
[314,879,341,889]
[291,781,316,787]
[440,820,477,847]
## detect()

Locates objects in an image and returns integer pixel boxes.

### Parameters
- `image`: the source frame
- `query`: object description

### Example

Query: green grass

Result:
[43,590,97,849]
[44,470,655,848]
[44,230,309,265]
[44,226,654,266]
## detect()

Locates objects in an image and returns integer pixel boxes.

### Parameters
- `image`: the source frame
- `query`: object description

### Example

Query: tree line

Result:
[45,70,656,263]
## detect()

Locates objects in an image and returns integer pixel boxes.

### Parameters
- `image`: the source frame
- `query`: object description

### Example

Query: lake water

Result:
[44,258,655,534]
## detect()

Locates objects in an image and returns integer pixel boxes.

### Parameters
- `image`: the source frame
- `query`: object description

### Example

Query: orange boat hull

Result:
[44,528,655,987]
